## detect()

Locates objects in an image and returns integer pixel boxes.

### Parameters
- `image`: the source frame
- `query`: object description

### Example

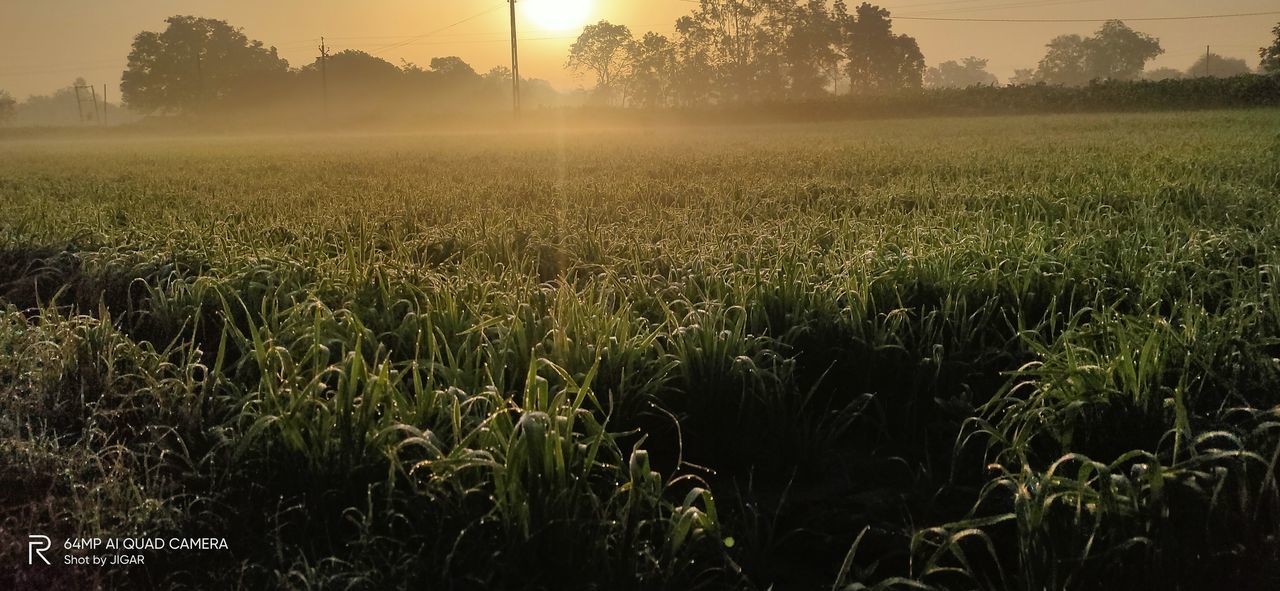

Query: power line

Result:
[0,38,582,83]
[892,10,1280,23]
[369,3,507,56]
[895,0,1101,18]
[670,0,1280,24]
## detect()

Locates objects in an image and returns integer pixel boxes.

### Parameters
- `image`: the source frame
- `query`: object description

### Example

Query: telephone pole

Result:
[319,37,330,118]
[73,84,99,125]
[1205,45,1211,77]
[195,49,205,109]
[508,0,521,115]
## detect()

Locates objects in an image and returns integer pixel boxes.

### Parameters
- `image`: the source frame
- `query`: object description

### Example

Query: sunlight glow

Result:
[521,0,592,33]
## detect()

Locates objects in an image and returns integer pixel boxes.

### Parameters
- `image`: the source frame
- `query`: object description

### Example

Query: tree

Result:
[752,0,796,100]
[1185,53,1252,78]
[8,81,83,126]
[784,0,842,98]
[924,57,998,88]
[304,49,402,105]
[3,78,139,127]
[1261,22,1280,73]
[679,0,773,101]
[0,90,14,126]
[653,0,863,103]
[423,56,484,103]
[1037,34,1091,86]
[672,15,718,105]
[429,56,479,81]
[841,3,925,93]
[1009,68,1040,86]
[1034,21,1162,85]
[627,32,677,108]
[484,65,513,85]
[567,21,634,103]
[304,50,400,84]
[122,16,289,114]
[1083,20,1163,81]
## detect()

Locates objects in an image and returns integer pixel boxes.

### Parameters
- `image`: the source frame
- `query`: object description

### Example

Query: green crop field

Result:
[3,110,1280,589]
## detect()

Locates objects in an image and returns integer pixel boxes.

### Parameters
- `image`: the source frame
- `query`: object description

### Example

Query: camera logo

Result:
[28,535,51,565]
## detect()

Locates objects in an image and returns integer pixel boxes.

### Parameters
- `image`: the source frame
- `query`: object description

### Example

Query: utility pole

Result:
[73,84,99,125]
[1206,45,1211,77]
[195,49,205,110]
[508,0,521,115]
[73,86,84,125]
[103,84,108,127]
[319,37,330,119]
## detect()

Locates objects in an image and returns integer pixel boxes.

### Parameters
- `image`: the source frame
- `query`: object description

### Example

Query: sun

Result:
[521,0,592,33]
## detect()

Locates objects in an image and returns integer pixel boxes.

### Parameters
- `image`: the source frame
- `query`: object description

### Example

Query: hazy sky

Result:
[1,0,1276,99]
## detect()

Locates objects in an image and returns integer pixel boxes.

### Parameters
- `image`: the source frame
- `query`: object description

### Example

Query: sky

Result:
[1,0,1277,100]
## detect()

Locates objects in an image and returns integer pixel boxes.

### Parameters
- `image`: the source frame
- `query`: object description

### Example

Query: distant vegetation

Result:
[925,57,999,89]
[1,77,139,127]
[1012,20,1163,87]
[566,3,1273,105]
[0,90,13,126]
[1263,22,1280,73]
[1185,53,1255,78]
[714,75,1280,122]
[1,4,1278,127]
[1144,53,1258,82]
[113,15,566,123]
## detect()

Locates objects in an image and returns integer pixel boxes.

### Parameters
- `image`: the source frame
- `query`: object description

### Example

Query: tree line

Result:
[568,1,927,106]
[112,15,566,122]
[2,10,1279,126]
[569,1,1280,105]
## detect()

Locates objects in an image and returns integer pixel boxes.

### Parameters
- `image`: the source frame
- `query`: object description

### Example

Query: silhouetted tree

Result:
[1185,53,1252,78]
[840,3,925,93]
[0,90,14,126]
[484,65,513,85]
[785,0,842,98]
[753,1,793,99]
[631,0,829,103]
[312,50,400,107]
[1037,34,1091,86]
[1083,20,1162,81]
[121,16,288,113]
[672,16,718,105]
[1034,21,1161,86]
[430,56,479,81]
[925,57,998,88]
[568,21,634,104]
[6,79,141,127]
[306,50,400,84]
[688,0,764,100]
[627,32,677,108]
[481,66,514,100]
[679,0,842,101]
[423,56,487,104]
[1259,23,1280,73]
[570,0,923,104]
